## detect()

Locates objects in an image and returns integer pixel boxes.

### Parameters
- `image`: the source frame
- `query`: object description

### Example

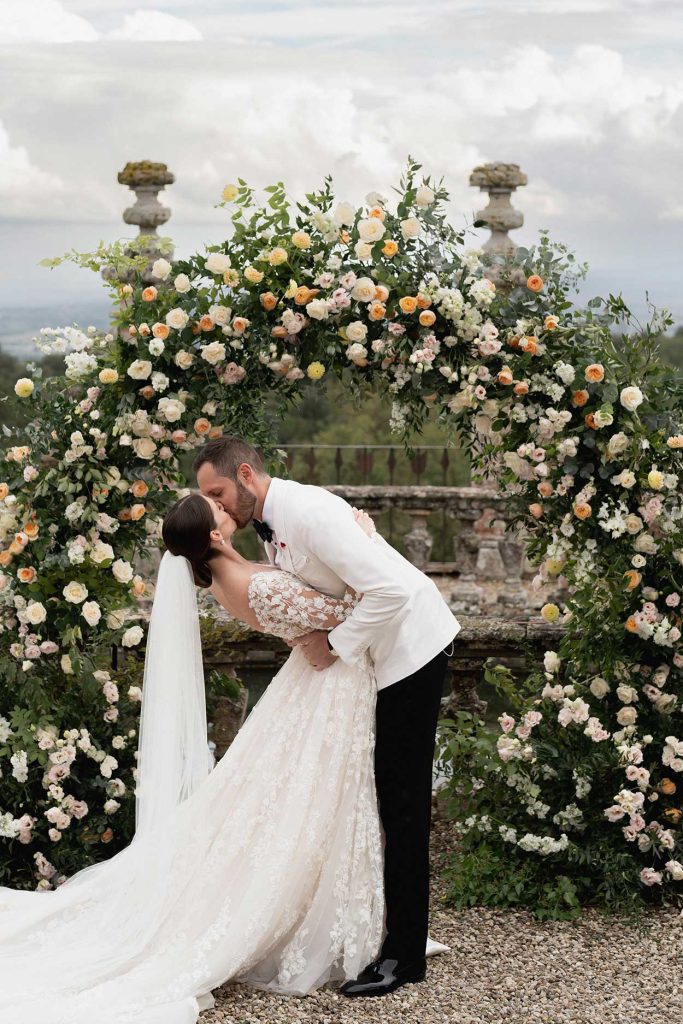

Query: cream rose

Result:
[174,350,194,370]
[127,360,152,381]
[358,217,385,243]
[82,601,102,627]
[345,321,368,343]
[244,266,264,284]
[305,299,329,321]
[132,437,157,460]
[151,258,172,280]
[354,240,373,260]
[400,216,422,240]
[268,247,288,266]
[333,201,355,226]
[25,601,47,625]
[205,252,231,274]
[165,308,190,330]
[63,581,88,604]
[208,304,231,326]
[415,185,436,206]
[112,559,134,584]
[157,397,186,423]
[90,541,115,564]
[291,230,311,249]
[350,277,376,303]
[647,469,664,490]
[620,385,644,412]
[174,273,192,293]
[122,625,144,647]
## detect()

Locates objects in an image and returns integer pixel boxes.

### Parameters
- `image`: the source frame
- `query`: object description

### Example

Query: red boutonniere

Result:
[279,541,287,548]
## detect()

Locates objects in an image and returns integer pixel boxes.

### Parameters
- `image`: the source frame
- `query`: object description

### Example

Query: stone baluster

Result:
[469,161,528,290]
[102,160,175,288]
[403,508,433,569]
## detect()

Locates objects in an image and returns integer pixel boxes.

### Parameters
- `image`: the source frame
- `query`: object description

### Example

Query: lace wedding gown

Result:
[0,570,385,1024]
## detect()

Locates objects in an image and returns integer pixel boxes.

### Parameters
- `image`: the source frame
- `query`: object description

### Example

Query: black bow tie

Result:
[252,518,274,544]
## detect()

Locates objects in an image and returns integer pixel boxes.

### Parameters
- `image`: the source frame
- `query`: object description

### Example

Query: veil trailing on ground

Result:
[135,549,211,837]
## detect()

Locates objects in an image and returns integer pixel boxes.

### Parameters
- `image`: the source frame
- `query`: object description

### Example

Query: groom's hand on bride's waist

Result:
[289,630,338,670]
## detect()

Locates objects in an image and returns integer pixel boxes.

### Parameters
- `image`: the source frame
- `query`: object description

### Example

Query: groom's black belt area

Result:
[252,518,274,544]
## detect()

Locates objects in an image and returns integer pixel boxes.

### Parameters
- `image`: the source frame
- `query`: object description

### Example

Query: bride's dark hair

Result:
[161,493,219,588]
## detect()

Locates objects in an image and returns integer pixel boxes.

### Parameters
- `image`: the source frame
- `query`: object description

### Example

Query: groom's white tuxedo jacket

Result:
[261,477,461,691]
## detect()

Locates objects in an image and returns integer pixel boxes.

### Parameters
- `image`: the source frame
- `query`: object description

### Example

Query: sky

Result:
[0,0,682,356]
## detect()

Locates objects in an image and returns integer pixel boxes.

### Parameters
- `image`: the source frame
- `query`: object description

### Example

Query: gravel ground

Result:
[201,820,683,1024]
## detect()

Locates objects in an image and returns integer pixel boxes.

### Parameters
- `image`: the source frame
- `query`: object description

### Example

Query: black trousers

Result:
[373,646,450,964]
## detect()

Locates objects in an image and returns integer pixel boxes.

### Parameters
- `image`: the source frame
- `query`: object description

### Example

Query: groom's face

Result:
[196,461,257,529]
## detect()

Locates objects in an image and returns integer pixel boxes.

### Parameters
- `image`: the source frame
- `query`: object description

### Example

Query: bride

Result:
[0,492,441,1023]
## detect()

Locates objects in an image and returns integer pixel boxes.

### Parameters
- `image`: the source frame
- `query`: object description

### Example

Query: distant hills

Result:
[0,301,113,361]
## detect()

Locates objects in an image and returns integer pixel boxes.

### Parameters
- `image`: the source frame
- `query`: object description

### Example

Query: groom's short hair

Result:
[193,435,266,480]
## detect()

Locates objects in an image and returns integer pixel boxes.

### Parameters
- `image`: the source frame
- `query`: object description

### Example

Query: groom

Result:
[195,436,461,997]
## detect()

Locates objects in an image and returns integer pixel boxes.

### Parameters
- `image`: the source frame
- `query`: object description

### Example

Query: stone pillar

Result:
[403,509,433,569]
[469,162,527,256]
[102,160,175,287]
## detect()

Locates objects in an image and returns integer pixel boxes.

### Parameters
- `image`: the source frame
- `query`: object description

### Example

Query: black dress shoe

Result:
[339,956,427,997]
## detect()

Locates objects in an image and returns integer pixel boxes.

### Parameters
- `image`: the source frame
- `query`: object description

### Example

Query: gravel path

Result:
[201,821,683,1024]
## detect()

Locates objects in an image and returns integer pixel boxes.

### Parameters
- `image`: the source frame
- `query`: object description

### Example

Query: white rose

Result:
[107,609,127,630]
[81,601,102,627]
[208,304,231,326]
[346,343,368,364]
[165,308,189,331]
[151,372,169,393]
[205,252,231,274]
[63,581,88,604]
[25,601,47,625]
[400,216,422,240]
[333,201,356,226]
[174,273,191,293]
[620,386,644,412]
[151,258,172,281]
[112,559,134,584]
[589,677,610,699]
[157,397,185,423]
[148,338,164,357]
[127,360,152,381]
[132,437,157,460]
[305,299,329,321]
[201,341,227,365]
[357,217,385,242]
[634,533,658,554]
[624,514,644,534]
[90,541,115,564]
[122,625,144,647]
[354,240,373,260]
[616,706,638,726]
[174,350,194,370]
[415,185,435,207]
[345,321,368,343]
[350,277,377,303]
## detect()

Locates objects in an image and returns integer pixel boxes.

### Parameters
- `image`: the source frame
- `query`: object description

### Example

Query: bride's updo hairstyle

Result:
[162,493,218,588]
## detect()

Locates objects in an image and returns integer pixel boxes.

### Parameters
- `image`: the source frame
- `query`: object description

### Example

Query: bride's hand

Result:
[352,506,376,538]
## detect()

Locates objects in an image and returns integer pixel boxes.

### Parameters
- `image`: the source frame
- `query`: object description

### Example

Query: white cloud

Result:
[0,120,65,215]
[106,9,202,41]
[0,0,98,43]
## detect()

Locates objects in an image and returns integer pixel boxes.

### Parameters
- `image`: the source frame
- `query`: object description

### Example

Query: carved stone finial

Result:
[469,161,527,257]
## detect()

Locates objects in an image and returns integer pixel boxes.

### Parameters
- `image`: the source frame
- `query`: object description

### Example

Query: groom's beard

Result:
[231,479,257,529]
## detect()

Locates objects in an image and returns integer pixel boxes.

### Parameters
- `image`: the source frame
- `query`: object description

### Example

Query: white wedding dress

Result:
[0,569,387,1023]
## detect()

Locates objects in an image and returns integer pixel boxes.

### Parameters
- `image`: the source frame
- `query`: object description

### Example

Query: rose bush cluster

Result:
[1,157,681,910]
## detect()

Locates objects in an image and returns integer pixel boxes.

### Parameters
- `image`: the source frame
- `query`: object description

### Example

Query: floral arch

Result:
[1,157,682,914]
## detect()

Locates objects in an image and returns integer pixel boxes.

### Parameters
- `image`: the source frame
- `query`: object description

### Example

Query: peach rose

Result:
[416,294,432,310]
[130,504,146,521]
[571,390,588,407]
[585,363,605,383]
[519,336,538,355]
[507,335,520,348]
[382,240,398,257]
[585,412,598,429]
[0,483,9,500]
[666,434,683,449]
[399,296,418,314]
[374,284,390,303]
[260,292,277,311]
[537,481,554,497]
[141,286,158,302]
[529,503,544,519]
[526,274,544,292]
[194,418,211,434]
[513,381,529,396]
[151,323,170,340]
[368,206,385,220]
[663,808,682,824]
[544,315,559,330]
[118,509,132,522]
[101,827,114,844]
[623,570,642,591]
[368,302,386,321]
[199,314,214,332]
[223,269,239,287]
[191,325,202,336]
[271,325,288,339]
[139,386,155,400]
[419,309,436,327]
[130,480,149,499]
[18,566,37,584]
[573,502,592,520]
[24,522,39,539]
[208,426,224,440]
[497,368,514,385]
[171,430,187,444]
[232,317,250,333]
[132,576,146,596]
[0,551,12,567]
[659,778,677,795]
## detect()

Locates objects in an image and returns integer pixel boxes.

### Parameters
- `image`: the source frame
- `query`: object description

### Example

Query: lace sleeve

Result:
[247,570,359,642]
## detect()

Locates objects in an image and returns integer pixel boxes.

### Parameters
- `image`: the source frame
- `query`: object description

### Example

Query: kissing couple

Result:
[0,435,461,1024]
